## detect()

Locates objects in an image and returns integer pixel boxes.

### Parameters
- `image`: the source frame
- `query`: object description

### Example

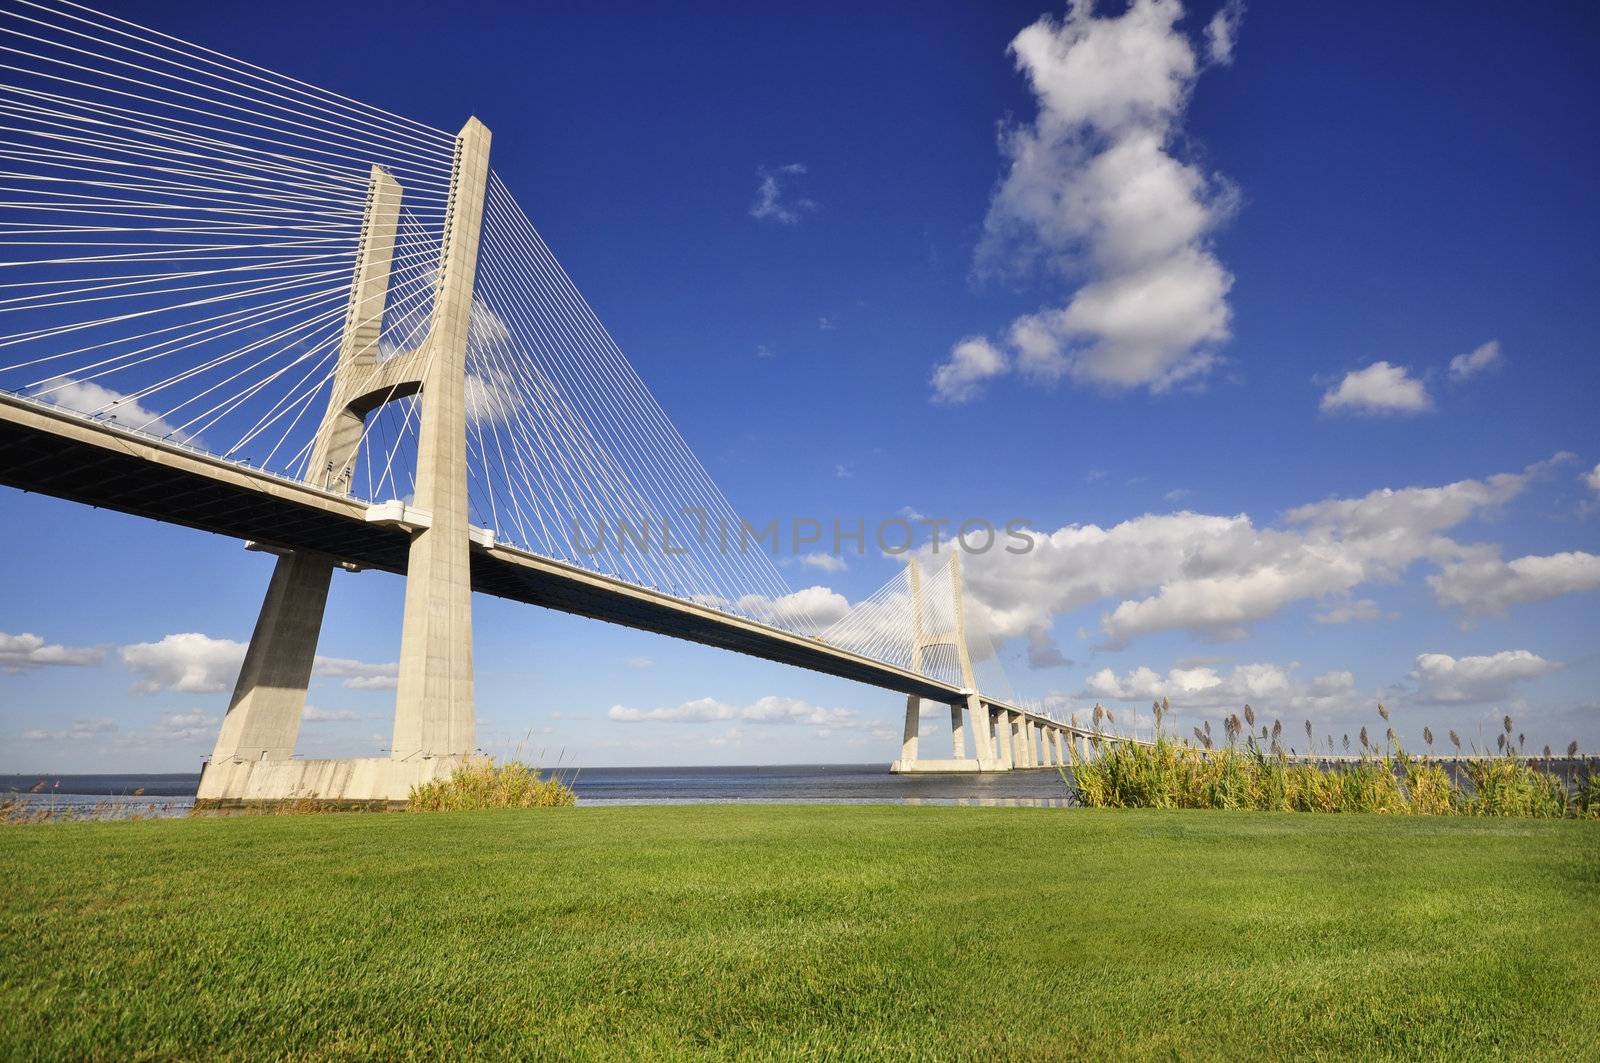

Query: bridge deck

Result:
[0,393,1008,711]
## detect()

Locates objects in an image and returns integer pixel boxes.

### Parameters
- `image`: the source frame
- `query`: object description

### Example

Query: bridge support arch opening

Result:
[198,119,492,807]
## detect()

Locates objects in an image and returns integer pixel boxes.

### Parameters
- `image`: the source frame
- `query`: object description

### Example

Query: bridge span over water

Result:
[0,3,1099,802]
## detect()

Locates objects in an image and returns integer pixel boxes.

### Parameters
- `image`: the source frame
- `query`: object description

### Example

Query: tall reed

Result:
[1066,707,1596,819]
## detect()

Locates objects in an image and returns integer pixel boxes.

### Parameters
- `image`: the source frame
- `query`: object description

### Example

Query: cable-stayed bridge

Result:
[0,1,1098,802]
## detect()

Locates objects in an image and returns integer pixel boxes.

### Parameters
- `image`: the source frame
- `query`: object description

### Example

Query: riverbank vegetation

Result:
[1069,701,1599,818]
[2,805,1594,1059]
[408,759,576,811]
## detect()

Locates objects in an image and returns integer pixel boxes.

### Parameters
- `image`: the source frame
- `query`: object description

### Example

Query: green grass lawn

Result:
[1,806,1596,1061]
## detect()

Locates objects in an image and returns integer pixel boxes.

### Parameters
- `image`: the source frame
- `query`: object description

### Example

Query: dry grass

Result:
[407,759,576,811]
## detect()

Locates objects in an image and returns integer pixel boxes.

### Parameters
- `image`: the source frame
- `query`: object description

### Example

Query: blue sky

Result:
[3,0,1598,771]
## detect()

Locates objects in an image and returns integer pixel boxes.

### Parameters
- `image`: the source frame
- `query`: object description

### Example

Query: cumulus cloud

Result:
[1428,550,1600,618]
[1026,628,1071,669]
[312,655,399,690]
[20,718,119,742]
[936,0,1239,402]
[1411,650,1559,704]
[0,632,105,673]
[609,694,864,732]
[1077,660,1371,731]
[1586,463,1600,493]
[733,585,850,634]
[120,635,398,694]
[1204,0,1244,65]
[1447,339,1503,382]
[798,551,847,573]
[301,705,380,723]
[155,710,219,742]
[955,455,1574,649]
[1086,661,1295,705]
[29,376,199,444]
[750,163,816,225]
[121,633,245,694]
[1312,599,1384,625]
[930,336,1008,404]
[1319,361,1432,415]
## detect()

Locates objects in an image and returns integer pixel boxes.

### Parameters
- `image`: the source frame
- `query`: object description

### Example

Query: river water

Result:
[2,764,1078,817]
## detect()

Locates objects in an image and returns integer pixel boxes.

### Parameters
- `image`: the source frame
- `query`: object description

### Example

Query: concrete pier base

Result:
[196,754,488,807]
[890,757,1012,774]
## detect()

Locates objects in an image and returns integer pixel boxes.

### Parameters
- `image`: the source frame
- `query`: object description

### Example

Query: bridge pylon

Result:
[889,551,1003,774]
[197,119,492,806]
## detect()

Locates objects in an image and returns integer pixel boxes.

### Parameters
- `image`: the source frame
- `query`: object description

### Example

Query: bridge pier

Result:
[207,549,334,764]
[198,118,493,807]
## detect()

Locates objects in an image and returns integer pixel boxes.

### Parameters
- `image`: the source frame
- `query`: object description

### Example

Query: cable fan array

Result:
[0,0,456,486]
[459,173,795,622]
[0,1,1021,700]
[817,553,1017,700]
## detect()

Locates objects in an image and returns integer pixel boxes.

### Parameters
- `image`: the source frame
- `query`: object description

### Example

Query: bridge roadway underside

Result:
[0,396,960,704]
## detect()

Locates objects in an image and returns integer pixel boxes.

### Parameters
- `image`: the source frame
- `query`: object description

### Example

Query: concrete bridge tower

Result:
[889,552,1002,773]
[197,119,492,805]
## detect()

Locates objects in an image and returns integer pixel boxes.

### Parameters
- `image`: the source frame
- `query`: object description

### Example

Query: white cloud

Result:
[733,585,851,634]
[930,336,1009,404]
[1076,660,1373,732]
[1319,361,1432,415]
[750,163,816,225]
[19,718,119,742]
[30,376,199,444]
[1411,650,1559,704]
[609,694,865,732]
[818,316,835,331]
[119,635,398,695]
[1085,660,1295,706]
[312,655,399,690]
[155,710,219,742]
[624,655,654,670]
[1447,339,1503,382]
[1204,0,1244,65]
[1428,550,1600,617]
[0,632,105,673]
[834,464,852,479]
[955,455,1571,649]
[1026,627,1071,669]
[1312,599,1384,624]
[799,551,847,572]
[121,633,245,694]
[301,705,379,723]
[1585,463,1600,493]
[755,343,775,359]
[949,0,1239,399]
[609,697,735,724]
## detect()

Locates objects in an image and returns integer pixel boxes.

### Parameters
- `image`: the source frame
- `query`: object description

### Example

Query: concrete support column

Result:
[1046,729,1059,766]
[391,119,491,761]
[209,550,334,762]
[307,165,403,490]
[1011,713,1027,767]
[900,695,920,765]
[949,702,966,759]
[967,694,992,764]
[993,707,1013,769]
